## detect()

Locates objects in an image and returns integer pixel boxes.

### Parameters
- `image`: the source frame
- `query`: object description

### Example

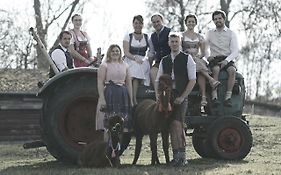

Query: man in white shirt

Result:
[155,32,196,166]
[205,10,239,107]
[49,31,74,78]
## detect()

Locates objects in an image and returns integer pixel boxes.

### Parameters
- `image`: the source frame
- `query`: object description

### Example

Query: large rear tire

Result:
[41,75,103,163]
[207,117,252,160]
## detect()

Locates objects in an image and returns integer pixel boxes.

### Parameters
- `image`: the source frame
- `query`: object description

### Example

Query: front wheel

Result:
[207,117,253,160]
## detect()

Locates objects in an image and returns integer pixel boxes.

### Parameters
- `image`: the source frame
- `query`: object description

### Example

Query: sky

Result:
[0,0,221,52]
[0,0,218,53]
[83,0,147,53]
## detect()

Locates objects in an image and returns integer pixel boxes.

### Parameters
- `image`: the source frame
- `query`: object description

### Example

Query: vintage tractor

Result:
[27,28,252,163]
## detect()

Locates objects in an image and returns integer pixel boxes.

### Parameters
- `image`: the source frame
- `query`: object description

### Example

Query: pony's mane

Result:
[157,74,173,114]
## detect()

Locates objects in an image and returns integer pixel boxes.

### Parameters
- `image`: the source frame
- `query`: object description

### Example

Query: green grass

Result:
[0,115,281,175]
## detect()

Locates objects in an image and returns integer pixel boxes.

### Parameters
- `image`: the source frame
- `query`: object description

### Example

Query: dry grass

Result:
[0,114,281,175]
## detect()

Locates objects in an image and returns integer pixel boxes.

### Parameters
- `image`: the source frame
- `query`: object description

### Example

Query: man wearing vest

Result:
[149,13,171,89]
[49,31,74,78]
[205,10,239,107]
[155,33,196,166]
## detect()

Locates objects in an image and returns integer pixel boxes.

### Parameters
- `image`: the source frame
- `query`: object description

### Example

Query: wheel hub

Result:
[218,128,243,153]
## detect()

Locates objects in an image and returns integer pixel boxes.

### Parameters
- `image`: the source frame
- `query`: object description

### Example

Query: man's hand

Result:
[219,60,228,69]
[148,57,154,66]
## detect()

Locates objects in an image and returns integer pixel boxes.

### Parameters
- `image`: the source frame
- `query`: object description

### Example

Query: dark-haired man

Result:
[206,10,239,107]
[149,13,171,89]
[49,31,74,78]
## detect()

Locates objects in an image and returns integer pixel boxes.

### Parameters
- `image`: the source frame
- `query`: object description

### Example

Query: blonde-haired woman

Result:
[96,44,133,155]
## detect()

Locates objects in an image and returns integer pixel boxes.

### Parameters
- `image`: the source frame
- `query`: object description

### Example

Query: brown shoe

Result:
[224,98,232,107]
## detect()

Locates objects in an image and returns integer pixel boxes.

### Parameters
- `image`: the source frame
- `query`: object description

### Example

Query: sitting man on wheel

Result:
[49,31,74,78]
[205,10,239,107]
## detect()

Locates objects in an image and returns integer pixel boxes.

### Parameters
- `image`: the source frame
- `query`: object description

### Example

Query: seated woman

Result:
[69,14,93,67]
[123,15,151,106]
[182,14,220,106]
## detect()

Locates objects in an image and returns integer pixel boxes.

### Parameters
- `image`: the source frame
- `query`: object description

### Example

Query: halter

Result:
[105,121,122,158]
[158,89,172,113]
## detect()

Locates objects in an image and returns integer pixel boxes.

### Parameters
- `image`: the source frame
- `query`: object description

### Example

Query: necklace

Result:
[133,33,143,41]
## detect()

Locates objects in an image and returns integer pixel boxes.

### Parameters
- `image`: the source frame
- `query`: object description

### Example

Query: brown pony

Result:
[78,114,124,168]
[132,74,173,165]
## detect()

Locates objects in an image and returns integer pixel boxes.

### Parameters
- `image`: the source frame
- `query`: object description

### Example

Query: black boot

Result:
[169,149,180,166]
[119,132,132,156]
[170,148,188,167]
[178,148,188,166]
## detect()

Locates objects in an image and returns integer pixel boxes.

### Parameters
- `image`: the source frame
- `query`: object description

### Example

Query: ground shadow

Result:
[1,158,250,174]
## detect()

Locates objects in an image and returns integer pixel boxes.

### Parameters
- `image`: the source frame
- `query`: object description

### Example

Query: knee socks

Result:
[225,91,232,100]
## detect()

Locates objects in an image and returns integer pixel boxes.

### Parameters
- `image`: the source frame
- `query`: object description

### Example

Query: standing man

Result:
[155,33,196,166]
[205,10,239,107]
[49,31,74,78]
[149,13,171,89]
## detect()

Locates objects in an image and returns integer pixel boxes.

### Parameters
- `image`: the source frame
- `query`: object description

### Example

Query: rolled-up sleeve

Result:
[51,49,68,71]
[147,37,156,58]
[226,31,239,62]
[155,59,163,82]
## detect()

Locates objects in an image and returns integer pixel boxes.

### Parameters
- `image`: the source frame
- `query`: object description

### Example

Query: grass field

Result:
[0,114,281,175]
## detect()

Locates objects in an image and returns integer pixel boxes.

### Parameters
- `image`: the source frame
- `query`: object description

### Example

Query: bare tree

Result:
[33,0,81,70]
[0,10,35,69]
[145,0,207,32]
[239,0,281,99]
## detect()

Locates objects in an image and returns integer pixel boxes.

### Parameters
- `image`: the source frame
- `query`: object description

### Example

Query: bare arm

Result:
[123,40,135,60]
[125,66,134,106]
[97,64,106,105]
[68,44,91,64]
[199,35,206,58]
[147,37,155,66]
[84,32,93,58]
[86,43,93,58]
[123,39,143,64]
[154,60,163,101]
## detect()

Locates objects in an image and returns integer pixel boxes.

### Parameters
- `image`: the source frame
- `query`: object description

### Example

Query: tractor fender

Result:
[37,67,98,97]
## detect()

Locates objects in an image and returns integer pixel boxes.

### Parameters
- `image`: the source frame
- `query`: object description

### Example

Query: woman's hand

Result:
[99,98,107,112]
[99,97,106,106]
[133,55,143,64]
[135,59,143,64]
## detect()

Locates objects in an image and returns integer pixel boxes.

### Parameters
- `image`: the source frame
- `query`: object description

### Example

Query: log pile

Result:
[0,68,48,92]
